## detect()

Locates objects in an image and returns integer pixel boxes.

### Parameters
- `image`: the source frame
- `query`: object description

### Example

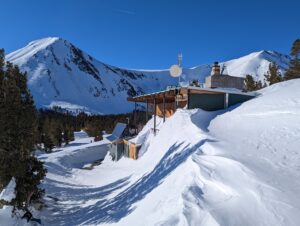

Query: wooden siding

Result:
[123,139,140,160]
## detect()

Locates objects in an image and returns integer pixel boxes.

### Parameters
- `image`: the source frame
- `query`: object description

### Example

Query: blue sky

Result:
[1,0,300,69]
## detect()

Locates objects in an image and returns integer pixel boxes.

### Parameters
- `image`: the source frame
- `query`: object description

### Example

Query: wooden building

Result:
[112,63,256,160]
[128,86,256,134]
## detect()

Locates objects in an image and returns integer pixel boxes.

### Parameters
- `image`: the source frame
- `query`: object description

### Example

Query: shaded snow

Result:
[0,178,16,202]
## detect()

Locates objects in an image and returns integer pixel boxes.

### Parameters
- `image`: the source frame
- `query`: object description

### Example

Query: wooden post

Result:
[153,97,156,135]
[163,93,166,122]
[134,102,137,134]
[187,89,190,109]
[146,100,148,122]
[174,89,178,111]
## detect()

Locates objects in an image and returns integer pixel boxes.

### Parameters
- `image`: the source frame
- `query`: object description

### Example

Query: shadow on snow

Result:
[46,138,214,225]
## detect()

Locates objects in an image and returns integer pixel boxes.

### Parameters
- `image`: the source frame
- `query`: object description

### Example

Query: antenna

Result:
[170,65,182,77]
[178,53,183,67]
[221,64,226,75]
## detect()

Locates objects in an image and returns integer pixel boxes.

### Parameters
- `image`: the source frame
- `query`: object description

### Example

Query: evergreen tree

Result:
[264,63,282,85]
[63,126,74,145]
[244,74,257,91]
[0,49,46,211]
[42,118,55,152]
[54,124,63,147]
[255,80,264,90]
[285,39,300,80]
[244,74,265,91]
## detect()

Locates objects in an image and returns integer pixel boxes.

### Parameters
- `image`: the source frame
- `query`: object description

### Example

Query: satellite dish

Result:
[170,64,182,77]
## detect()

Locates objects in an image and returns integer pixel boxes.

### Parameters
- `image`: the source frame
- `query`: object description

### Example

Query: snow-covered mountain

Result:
[6,37,290,114]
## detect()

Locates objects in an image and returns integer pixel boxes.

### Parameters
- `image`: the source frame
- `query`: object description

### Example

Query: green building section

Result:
[188,92,254,111]
[228,93,253,107]
[188,93,225,111]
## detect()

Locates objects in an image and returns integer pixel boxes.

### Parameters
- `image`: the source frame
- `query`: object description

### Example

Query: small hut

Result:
[106,123,141,161]
[106,123,128,161]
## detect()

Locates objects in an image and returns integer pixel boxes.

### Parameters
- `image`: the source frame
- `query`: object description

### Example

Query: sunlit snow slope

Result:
[6,37,290,114]
[23,79,300,226]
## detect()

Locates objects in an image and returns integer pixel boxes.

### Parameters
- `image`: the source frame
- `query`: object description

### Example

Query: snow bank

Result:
[0,178,16,202]
[35,80,300,225]
[2,80,300,225]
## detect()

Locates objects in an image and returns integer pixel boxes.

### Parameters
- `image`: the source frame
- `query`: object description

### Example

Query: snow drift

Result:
[1,79,299,225]
[26,79,300,225]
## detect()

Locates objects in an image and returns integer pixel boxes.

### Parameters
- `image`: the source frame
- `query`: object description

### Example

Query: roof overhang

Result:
[127,86,256,103]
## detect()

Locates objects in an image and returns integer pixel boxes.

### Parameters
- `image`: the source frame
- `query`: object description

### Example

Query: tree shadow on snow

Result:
[63,142,91,148]
[47,139,214,225]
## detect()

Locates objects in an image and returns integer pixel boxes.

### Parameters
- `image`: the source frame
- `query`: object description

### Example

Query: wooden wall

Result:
[123,139,140,160]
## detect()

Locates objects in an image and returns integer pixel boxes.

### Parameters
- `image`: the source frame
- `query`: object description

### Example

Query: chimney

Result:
[211,61,220,76]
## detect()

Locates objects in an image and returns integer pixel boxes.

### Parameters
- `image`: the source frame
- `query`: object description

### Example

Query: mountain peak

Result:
[6,37,69,65]
[28,37,61,46]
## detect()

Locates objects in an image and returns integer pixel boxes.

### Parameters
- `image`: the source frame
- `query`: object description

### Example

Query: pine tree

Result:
[264,63,282,85]
[285,39,300,80]
[0,49,46,211]
[255,80,264,90]
[63,126,74,145]
[42,118,55,152]
[244,74,266,91]
[52,121,63,147]
[244,74,257,91]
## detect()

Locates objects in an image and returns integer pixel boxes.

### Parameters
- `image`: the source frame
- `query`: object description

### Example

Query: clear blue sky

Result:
[1,0,300,69]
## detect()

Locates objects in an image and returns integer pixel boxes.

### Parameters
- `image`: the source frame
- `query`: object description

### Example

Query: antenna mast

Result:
[178,53,183,85]
[178,53,183,67]
[221,64,226,75]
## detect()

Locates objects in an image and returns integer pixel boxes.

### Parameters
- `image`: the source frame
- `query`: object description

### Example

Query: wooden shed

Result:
[106,123,128,161]
[123,139,141,160]
[106,122,141,161]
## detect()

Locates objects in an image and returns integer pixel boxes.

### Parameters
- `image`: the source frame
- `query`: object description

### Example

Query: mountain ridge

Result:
[5,37,291,114]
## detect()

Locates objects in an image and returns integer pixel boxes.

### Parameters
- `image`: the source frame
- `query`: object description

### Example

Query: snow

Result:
[0,178,16,202]
[5,37,291,114]
[1,79,299,225]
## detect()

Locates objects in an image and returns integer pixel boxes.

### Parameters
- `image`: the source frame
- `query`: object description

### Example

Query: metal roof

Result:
[106,123,127,142]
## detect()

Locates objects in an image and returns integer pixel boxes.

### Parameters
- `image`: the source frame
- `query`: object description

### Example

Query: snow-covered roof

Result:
[129,86,257,102]
[186,86,257,96]
[106,123,127,142]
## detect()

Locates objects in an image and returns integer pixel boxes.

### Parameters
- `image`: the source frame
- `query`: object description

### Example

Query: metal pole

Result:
[224,93,229,109]
[163,93,166,122]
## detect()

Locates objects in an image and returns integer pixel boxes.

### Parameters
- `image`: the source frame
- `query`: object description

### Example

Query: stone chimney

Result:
[211,61,220,76]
